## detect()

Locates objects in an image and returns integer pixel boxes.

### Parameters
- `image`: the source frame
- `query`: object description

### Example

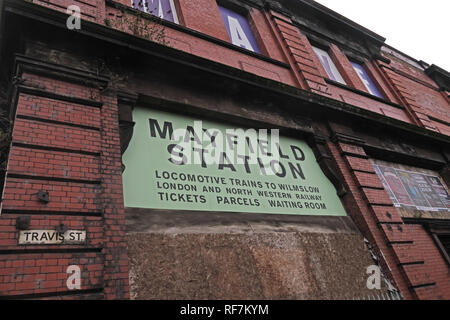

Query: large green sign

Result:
[122,107,347,216]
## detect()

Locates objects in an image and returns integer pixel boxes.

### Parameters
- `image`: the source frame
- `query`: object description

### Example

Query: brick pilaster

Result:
[99,90,130,300]
[0,56,129,299]
[328,129,448,299]
[265,10,331,96]
[377,60,439,132]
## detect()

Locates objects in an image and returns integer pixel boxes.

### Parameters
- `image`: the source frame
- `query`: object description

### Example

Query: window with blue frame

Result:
[351,61,383,98]
[312,46,346,85]
[131,0,179,24]
[218,5,261,54]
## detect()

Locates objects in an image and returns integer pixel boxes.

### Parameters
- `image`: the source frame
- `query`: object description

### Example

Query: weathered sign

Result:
[374,164,450,211]
[122,107,347,216]
[18,230,86,245]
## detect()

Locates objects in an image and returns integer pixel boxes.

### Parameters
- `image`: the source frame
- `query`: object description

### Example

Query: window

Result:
[438,234,450,257]
[351,61,383,98]
[429,228,450,266]
[312,46,346,85]
[218,5,260,54]
[131,0,179,24]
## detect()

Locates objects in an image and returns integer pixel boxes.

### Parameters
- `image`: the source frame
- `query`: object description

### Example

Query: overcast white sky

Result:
[314,0,450,71]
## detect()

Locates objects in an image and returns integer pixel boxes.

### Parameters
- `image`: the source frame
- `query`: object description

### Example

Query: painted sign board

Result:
[18,230,86,245]
[122,107,347,216]
[374,164,450,212]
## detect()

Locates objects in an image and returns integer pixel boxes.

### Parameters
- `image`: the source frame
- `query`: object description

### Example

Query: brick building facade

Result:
[0,0,448,300]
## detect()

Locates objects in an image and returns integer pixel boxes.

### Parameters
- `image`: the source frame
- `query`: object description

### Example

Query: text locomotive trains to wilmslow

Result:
[154,170,322,193]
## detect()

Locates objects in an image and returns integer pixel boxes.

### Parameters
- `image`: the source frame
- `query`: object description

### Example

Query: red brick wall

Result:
[32,0,100,22]
[0,63,129,299]
[177,0,230,42]
[326,140,413,299]
[266,10,330,95]
[403,76,450,126]
[26,0,449,136]
[328,137,450,299]
[376,52,450,134]
[103,4,297,86]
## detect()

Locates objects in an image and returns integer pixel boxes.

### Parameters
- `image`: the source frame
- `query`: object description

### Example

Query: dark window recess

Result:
[438,234,450,256]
